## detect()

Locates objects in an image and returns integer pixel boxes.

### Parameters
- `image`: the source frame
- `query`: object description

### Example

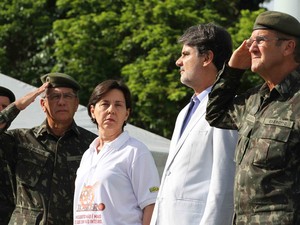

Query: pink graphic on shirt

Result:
[75,182,105,224]
[77,182,105,211]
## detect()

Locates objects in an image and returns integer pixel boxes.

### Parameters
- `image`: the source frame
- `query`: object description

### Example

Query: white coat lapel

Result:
[164,105,187,167]
[165,96,208,169]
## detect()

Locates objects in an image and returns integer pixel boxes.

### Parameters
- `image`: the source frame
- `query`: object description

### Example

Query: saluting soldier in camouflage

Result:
[0,73,96,224]
[0,86,16,225]
[206,11,300,225]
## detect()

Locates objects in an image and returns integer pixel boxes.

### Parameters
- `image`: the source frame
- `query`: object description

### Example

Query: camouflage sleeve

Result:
[206,64,245,130]
[0,104,20,133]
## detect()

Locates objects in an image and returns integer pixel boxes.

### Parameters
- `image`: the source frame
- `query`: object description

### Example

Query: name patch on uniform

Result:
[264,118,294,128]
[246,114,255,123]
[149,186,159,193]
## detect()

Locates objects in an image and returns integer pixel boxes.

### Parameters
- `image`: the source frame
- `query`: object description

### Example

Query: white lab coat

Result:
[150,93,237,225]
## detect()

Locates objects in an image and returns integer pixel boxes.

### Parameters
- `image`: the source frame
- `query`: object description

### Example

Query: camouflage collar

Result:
[34,120,81,138]
[276,66,300,98]
[259,66,300,99]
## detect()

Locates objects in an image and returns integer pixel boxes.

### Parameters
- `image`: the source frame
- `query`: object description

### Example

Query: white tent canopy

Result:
[0,73,169,177]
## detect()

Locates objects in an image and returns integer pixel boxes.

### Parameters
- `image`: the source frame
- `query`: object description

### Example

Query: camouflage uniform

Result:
[0,147,15,225]
[206,65,300,225]
[0,104,97,225]
[0,103,19,225]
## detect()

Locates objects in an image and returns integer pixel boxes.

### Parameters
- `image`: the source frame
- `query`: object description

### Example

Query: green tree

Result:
[53,0,125,104]
[0,0,57,85]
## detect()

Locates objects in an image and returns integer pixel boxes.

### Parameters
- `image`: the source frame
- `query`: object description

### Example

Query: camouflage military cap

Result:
[253,11,300,37]
[40,72,81,91]
[0,86,15,102]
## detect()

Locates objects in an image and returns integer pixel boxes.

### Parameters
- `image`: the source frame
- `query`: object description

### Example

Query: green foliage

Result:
[0,0,268,138]
[0,0,56,85]
[52,11,123,103]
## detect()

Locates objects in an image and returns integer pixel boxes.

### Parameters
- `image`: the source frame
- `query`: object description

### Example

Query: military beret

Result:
[40,72,81,91]
[0,86,15,103]
[253,11,300,37]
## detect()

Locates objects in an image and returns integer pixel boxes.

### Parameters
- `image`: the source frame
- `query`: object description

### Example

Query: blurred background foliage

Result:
[0,0,269,138]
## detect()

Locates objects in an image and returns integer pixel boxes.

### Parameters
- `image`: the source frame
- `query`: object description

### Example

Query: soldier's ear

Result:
[282,39,296,57]
[40,98,47,112]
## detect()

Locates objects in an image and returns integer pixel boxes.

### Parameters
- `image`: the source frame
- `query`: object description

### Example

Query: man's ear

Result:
[74,97,79,112]
[283,39,296,57]
[203,50,214,67]
[40,98,47,112]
